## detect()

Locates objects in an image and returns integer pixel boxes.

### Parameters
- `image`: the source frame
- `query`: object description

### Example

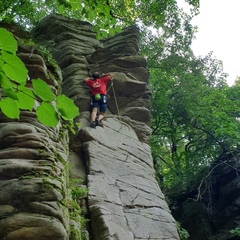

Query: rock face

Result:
[0,24,69,239]
[172,154,240,240]
[0,15,179,239]
[79,118,175,240]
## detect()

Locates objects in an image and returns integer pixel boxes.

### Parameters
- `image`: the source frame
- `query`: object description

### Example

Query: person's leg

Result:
[96,99,107,126]
[95,112,104,127]
[98,95,107,121]
[93,95,107,127]
[98,112,104,121]
[90,107,98,128]
[91,107,98,122]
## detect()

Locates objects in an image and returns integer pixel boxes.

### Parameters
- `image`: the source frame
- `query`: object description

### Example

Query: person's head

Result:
[92,72,100,80]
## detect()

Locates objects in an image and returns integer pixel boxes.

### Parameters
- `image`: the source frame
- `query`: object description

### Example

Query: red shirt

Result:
[85,76,111,96]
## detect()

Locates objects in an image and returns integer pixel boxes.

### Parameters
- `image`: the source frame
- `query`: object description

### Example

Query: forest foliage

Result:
[1,0,240,198]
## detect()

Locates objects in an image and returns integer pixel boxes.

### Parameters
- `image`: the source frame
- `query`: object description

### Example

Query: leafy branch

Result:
[0,28,79,127]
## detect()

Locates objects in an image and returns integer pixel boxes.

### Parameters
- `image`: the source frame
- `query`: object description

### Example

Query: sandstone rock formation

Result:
[0,15,179,239]
[0,24,69,239]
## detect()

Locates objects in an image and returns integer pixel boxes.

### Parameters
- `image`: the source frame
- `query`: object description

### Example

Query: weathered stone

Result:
[0,28,69,239]
[33,14,179,240]
[0,213,67,240]
[0,14,179,240]
[80,118,178,239]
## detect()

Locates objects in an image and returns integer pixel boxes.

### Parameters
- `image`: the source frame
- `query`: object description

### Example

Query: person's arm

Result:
[101,73,114,79]
[109,73,114,79]
[84,77,93,84]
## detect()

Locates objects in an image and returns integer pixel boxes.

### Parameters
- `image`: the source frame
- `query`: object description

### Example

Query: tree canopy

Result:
[149,32,240,199]
[0,0,199,37]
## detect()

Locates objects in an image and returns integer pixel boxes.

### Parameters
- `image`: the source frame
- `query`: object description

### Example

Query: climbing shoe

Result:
[95,117,99,126]
[95,117,103,127]
[90,121,96,128]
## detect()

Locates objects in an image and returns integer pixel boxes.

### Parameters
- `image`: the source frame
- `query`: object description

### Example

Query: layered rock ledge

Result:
[0,14,179,240]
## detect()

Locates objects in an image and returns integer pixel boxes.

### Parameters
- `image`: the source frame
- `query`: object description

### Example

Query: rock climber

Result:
[84,71,114,128]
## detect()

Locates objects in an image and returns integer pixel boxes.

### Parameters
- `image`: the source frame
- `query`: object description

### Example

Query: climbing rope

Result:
[107,79,121,121]
[106,79,113,93]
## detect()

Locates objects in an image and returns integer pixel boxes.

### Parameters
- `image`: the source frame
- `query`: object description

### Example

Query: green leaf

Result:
[103,4,111,17]
[36,102,59,127]
[0,28,18,53]
[45,0,52,6]
[16,85,35,110]
[0,71,12,88]
[2,50,28,84]
[3,88,18,100]
[0,97,20,119]
[58,4,65,14]
[71,0,81,10]
[109,28,115,36]
[101,30,108,38]
[110,18,117,26]
[115,26,122,33]
[56,94,79,120]
[32,78,55,101]
[0,56,4,69]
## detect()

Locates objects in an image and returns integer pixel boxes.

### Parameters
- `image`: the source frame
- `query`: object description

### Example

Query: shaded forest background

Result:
[1,0,240,214]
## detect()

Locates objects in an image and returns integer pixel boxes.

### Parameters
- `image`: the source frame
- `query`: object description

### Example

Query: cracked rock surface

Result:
[79,118,179,240]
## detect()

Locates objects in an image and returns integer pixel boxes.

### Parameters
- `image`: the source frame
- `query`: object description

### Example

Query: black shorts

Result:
[91,94,108,113]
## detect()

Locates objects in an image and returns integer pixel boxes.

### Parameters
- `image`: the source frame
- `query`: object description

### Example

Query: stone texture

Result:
[0,14,180,240]
[0,114,69,240]
[32,14,152,138]
[0,23,69,240]
[34,14,179,240]
[79,118,178,240]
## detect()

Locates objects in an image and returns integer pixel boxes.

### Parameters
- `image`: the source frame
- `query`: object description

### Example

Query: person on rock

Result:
[84,71,114,128]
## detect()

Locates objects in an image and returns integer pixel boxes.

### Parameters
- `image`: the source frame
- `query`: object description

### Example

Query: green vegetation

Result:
[230,227,240,237]
[177,222,190,240]
[149,37,240,199]
[69,179,89,240]
[0,28,79,127]
[0,0,199,38]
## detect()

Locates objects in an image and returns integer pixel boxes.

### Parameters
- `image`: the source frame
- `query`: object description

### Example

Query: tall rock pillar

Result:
[32,14,179,240]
